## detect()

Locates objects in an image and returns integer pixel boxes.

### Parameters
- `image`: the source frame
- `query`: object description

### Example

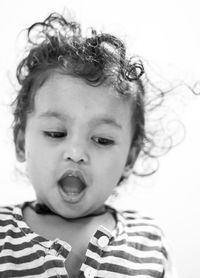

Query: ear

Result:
[15,129,26,162]
[125,146,139,170]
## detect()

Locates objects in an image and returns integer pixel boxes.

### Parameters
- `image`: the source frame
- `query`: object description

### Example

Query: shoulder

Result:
[0,204,23,231]
[119,209,163,232]
[0,205,16,220]
[115,209,168,256]
[108,208,177,276]
[0,203,30,251]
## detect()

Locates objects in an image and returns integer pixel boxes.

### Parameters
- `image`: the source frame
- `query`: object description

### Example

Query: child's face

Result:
[17,72,135,218]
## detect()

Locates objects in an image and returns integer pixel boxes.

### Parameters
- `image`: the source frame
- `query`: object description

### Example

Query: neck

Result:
[28,201,108,221]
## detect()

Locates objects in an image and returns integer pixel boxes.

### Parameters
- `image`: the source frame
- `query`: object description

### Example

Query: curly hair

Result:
[11,12,171,180]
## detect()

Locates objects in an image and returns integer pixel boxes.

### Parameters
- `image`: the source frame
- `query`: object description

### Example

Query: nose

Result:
[63,138,89,164]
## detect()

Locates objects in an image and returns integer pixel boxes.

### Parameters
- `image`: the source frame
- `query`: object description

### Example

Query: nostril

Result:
[63,152,87,164]
[62,142,89,163]
[67,157,83,163]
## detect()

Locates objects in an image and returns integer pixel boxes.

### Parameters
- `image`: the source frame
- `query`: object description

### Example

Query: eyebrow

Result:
[38,111,68,121]
[90,118,122,129]
[38,111,122,129]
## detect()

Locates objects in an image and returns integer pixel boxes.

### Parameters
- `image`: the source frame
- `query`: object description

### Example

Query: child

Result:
[0,12,177,278]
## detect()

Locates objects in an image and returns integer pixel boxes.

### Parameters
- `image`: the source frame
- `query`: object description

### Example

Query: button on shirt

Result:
[84,266,97,278]
[97,235,109,248]
[0,203,177,278]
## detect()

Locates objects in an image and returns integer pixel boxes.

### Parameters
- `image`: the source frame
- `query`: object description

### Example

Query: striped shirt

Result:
[0,203,177,278]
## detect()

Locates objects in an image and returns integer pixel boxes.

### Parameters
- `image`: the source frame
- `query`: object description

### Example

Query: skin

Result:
[16,71,136,220]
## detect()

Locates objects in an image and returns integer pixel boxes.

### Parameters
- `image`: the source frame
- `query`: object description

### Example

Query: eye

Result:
[93,137,115,146]
[43,131,66,139]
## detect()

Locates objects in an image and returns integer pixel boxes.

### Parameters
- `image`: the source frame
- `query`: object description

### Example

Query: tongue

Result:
[59,176,85,194]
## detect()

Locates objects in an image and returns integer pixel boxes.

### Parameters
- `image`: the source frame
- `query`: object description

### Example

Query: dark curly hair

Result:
[11,12,171,180]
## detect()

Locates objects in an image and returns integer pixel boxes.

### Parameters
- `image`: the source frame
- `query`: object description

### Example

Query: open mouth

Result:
[58,172,87,203]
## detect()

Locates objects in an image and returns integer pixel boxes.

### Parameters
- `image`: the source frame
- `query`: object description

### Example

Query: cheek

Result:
[25,152,55,193]
[25,139,53,180]
[25,130,52,161]
[96,149,128,181]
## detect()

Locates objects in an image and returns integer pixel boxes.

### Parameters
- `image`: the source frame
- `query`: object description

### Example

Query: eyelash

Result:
[43,131,115,146]
[43,131,66,138]
[92,137,115,146]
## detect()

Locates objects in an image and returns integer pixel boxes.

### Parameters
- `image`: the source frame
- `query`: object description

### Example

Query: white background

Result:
[0,1,200,277]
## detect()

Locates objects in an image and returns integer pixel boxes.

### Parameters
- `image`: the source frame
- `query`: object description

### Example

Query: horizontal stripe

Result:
[114,234,162,247]
[126,225,162,236]
[0,266,67,278]
[0,264,46,277]
[0,229,25,240]
[0,208,13,214]
[86,248,163,265]
[0,256,65,273]
[0,255,45,271]
[88,235,163,257]
[0,240,40,252]
[114,240,162,252]
[0,204,169,277]
[100,262,162,276]
[0,232,47,247]
[97,269,161,278]
[0,219,18,228]
[103,250,163,264]
[0,241,47,257]
[104,243,164,259]
[96,271,156,278]
[0,249,45,264]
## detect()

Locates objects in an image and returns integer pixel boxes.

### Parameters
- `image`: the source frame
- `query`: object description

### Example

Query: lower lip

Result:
[58,184,86,204]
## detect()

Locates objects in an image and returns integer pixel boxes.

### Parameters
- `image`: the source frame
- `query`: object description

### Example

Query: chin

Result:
[55,204,87,219]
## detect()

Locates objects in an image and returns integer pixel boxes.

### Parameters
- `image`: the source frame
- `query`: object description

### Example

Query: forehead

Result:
[31,72,134,126]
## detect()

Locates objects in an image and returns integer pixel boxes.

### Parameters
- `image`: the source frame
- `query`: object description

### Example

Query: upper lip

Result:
[58,169,88,187]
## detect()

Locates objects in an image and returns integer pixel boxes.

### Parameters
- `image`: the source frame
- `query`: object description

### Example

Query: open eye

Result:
[93,137,115,146]
[43,131,66,139]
